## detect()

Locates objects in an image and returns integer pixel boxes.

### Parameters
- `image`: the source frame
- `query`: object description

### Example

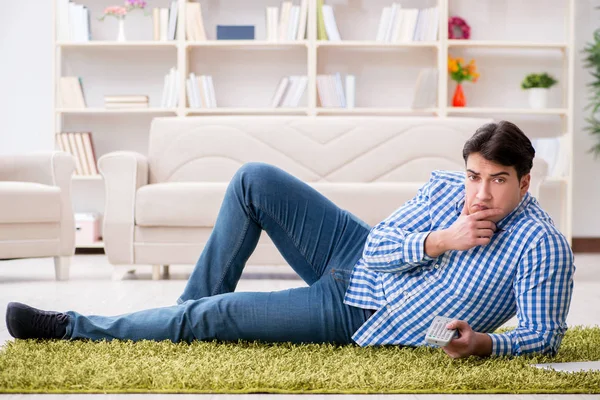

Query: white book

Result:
[428,7,440,41]
[345,75,355,109]
[67,4,78,42]
[282,76,298,107]
[316,75,326,107]
[278,2,292,41]
[405,9,419,42]
[57,0,70,41]
[321,5,341,41]
[69,77,86,108]
[185,3,197,41]
[169,68,179,107]
[376,7,391,42]
[160,8,169,41]
[411,68,438,109]
[81,133,98,175]
[74,133,90,175]
[266,7,278,41]
[194,3,207,41]
[385,3,398,43]
[334,73,346,108]
[291,76,308,107]
[160,72,169,107]
[288,6,300,41]
[206,75,217,108]
[327,75,339,107]
[82,6,90,41]
[271,77,289,107]
[168,0,178,41]
[390,5,404,43]
[200,76,210,107]
[67,132,84,175]
[190,73,202,108]
[186,78,196,108]
[296,0,308,40]
[414,9,426,41]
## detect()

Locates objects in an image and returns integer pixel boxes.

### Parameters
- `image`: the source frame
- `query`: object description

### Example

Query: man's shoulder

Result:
[429,170,465,187]
[514,199,571,249]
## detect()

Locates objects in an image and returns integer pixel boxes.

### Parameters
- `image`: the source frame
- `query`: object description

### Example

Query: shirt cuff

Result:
[487,333,512,356]
[402,231,434,264]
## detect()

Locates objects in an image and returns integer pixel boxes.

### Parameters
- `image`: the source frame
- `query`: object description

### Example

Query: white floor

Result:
[0,254,599,400]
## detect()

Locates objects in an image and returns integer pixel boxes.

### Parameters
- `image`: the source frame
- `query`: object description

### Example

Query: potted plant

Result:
[583,27,600,156]
[448,56,479,107]
[521,73,557,109]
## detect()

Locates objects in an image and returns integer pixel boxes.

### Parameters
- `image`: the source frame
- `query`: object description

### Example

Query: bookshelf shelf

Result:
[57,41,178,48]
[53,0,575,246]
[56,108,178,115]
[447,40,567,50]
[447,107,569,116]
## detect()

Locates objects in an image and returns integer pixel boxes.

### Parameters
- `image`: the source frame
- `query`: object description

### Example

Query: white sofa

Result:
[0,151,76,280]
[99,116,547,278]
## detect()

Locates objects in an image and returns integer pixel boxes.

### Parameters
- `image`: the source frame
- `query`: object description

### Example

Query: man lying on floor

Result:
[6,120,575,359]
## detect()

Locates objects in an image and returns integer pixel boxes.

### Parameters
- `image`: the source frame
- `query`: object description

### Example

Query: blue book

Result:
[216,25,255,40]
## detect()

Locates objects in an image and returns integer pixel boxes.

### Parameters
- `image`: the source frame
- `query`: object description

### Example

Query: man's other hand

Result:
[442,320,492,359]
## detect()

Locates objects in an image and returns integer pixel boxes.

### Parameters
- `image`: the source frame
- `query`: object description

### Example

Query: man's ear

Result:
[520,174,531,196]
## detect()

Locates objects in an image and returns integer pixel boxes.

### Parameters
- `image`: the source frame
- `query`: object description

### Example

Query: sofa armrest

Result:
[0,151,76,256]
[98,151,148,264]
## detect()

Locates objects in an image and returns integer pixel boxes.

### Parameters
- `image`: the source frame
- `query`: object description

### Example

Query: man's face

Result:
[464,152,530,223]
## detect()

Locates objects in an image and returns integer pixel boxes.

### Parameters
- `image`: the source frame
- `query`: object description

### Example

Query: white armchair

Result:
[0,151,76,280]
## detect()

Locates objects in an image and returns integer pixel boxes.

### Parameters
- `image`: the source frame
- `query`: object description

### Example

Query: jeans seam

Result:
[212,215,251,296]
[250,200,319,277]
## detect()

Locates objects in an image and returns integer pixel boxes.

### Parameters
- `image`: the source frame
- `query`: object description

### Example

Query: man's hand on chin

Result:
[442,320,493,359]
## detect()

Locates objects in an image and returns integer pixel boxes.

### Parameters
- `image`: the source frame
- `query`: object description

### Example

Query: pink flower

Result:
[104,6,127,16]
[125,0,147,9]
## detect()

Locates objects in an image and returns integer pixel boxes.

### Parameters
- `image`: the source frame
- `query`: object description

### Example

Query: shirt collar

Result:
[455,192,531,232]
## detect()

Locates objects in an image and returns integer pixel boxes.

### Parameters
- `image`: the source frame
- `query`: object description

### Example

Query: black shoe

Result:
[5,302,70,340]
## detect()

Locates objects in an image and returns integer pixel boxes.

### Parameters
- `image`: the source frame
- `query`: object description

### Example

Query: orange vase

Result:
[452,83,466,107]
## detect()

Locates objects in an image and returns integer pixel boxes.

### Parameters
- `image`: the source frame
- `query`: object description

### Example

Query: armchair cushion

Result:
[0,182,61,223]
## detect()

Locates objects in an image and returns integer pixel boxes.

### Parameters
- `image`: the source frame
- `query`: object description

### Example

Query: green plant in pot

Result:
[583,27,600,156]
[521,73,558,109]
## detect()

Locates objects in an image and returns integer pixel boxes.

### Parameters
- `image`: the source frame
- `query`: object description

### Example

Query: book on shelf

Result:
[58,76,87,109]
[160,67,180,108]
[267,1,307,41]
[376,3,439,43]
[271,75,308,108]
[56,0,90,42]
[185,2,207,41]
[186,73,217,108]
[321,5,341,41]
[316,0,328,40]
[317,73,354,108]
[55,132,98,176]
[411,68,438,109]
[153,1,178,41]
[104,95,149,109]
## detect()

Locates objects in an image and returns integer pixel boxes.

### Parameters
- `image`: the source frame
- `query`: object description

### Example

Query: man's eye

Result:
[495,178,505,184]
[468,175,477,181]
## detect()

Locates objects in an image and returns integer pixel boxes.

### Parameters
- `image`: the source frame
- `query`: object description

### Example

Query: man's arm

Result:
[361,176,436,273]
[486,233,575,356]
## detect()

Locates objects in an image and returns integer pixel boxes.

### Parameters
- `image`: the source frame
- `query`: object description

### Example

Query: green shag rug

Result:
[1,326,599,394]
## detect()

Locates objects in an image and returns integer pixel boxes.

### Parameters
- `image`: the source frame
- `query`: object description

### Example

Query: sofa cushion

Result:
[135,181,424,228]
[0,182,61,223]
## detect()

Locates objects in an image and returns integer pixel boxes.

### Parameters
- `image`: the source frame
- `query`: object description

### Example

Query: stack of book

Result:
[316,0,341,41]
[317,73,355,108]
[55,132,98,176]
[266,0,308,41]
[56,0,90,42]
[376,4,439,42]
[58,76,86,108]
[104,95,149,109]
[186,73,217,108]
[161,67,180,108]
[411,68,438,109]
[152,0,179,41]
[271,76,308,108]
[185,2,207,41]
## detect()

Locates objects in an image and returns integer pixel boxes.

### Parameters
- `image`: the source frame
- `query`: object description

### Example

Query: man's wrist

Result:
[424,230,449,258]
[473,332,493,357]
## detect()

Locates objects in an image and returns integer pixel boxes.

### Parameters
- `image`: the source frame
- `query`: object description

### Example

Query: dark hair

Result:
[462,120,535,180]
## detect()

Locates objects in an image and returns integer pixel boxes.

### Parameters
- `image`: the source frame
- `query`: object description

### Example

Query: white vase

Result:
[528,88,548,109]
[117,18,126,42]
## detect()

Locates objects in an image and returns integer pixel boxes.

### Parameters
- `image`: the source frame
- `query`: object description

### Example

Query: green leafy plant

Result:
[583,27,600,157]
[520,73,558,90]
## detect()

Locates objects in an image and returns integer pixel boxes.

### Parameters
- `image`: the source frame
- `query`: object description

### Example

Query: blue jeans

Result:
[66,162,375,344]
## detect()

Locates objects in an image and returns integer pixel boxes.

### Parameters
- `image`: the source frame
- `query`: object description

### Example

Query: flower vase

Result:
[527,88,548,109]
[452,83,466,107]
[117,19,126,42]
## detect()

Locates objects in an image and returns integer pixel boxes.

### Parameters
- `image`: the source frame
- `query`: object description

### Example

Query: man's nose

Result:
[477,182,492,200]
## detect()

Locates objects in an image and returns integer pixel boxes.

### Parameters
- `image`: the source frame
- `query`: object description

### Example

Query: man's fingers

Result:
[471,208,503,220]
[475,220,497,231]
[461,201,468,216]
[476,228,495,238]
[474,237,491,246]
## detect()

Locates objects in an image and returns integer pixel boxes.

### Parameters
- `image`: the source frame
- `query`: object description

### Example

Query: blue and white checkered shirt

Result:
[344,170,575,356]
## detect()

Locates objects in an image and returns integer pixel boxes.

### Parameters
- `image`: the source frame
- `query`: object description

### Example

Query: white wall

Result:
[0,0,599,236]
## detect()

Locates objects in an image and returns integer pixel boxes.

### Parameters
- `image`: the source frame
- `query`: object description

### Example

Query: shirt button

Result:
[434,264,440,269]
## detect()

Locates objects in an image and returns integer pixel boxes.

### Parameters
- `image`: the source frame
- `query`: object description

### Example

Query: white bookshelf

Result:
[53,0,575,247]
